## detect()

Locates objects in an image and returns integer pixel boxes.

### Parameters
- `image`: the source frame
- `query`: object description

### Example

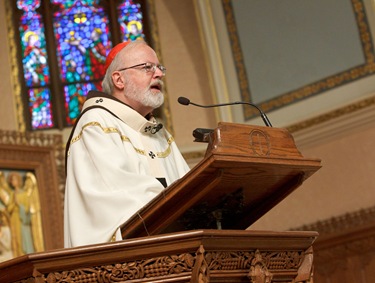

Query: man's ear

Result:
[111,71,125,90]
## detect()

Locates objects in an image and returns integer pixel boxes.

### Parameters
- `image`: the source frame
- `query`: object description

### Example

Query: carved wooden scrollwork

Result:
[191,245,209,283]
[205,250,303,272]
[12,247,308,283]
[37,253,196,283]
[248,250,273,283]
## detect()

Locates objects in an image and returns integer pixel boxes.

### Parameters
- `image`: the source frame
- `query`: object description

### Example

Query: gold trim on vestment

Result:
[68,121,174,158]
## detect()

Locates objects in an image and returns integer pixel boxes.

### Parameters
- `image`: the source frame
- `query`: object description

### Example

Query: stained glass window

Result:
[118,1,145,42]
[15,0,147,130]
[51,0,111,125]
[18,0,53,129]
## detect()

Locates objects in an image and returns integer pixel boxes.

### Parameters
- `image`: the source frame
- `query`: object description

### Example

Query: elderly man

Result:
[64,41,190,248]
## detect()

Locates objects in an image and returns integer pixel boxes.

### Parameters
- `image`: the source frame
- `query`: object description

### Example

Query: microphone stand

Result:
[188,101,272,128]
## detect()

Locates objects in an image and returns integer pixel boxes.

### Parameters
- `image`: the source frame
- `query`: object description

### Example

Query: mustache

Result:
[149,79,164,90]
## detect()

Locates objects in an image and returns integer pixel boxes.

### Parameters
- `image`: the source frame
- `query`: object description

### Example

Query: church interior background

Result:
[0,0,375,281]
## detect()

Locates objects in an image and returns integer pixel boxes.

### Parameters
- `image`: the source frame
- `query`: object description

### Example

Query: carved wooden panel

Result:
[0,230,317,283]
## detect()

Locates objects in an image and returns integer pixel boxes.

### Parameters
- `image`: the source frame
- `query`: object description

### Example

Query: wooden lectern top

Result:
[121,122,321,239]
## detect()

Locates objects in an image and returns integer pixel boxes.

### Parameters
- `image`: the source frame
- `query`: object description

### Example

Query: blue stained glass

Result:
[63,82,100,124]
[28,88,54,129]
[18,2,50,88]
[52,0,113,125]
[17,0,41,11]
[53,1,111,84]
[18,0,54,129]
[118,0,145,41]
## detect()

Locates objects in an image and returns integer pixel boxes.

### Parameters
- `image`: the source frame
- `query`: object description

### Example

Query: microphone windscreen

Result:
[177,96,190,105]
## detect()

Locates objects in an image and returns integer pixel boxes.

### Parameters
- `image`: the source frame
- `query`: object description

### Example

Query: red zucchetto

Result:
[104,41,131,73]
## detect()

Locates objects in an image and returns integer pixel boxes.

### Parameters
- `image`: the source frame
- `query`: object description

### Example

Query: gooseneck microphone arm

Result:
[177,96,272,127]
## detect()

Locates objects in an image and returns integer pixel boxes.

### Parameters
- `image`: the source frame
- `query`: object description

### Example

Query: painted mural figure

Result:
[7,172,34,256]
[0,171,11,210]
[0,172,13,262]
[0,171,44,261]
[24,172,44,252]
[0,211,13,262]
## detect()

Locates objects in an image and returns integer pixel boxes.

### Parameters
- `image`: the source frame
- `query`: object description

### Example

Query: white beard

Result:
[124,79,164,109]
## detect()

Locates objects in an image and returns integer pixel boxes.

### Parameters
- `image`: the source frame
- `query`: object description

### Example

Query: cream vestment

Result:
[64,91,190,248]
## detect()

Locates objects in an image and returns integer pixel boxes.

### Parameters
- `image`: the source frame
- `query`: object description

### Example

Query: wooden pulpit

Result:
[121,122,321,238]
[0,123,321,283]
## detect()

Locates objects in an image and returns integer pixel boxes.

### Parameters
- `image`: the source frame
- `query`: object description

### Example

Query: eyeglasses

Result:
[117,62,166,76]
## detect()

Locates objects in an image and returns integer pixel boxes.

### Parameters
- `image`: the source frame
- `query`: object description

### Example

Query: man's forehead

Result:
[122,44,158,63]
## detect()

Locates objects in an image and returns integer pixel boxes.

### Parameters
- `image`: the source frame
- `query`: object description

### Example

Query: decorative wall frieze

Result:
[287,95,375,134]
[288,94,375,148]
[294,206,375,236]
[294,206,375,278]
[313,234,375,277]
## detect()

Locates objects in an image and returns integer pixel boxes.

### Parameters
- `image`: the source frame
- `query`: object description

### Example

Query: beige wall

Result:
[0,0,374,232]
[251,104,375,230]
[154,0,217,152]
[0,0,18,130]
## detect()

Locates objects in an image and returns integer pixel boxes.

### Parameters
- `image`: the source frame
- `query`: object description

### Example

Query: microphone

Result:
[177,96,272,127]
